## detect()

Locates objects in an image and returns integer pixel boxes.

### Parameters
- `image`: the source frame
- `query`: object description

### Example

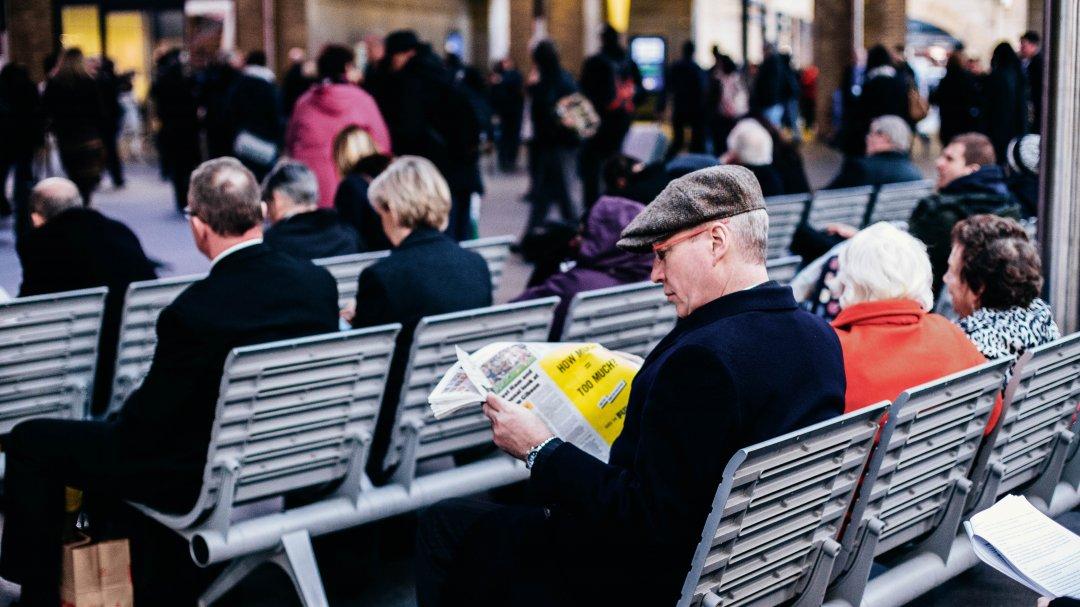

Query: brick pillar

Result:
[813,0,854,139]
[274,0,307,74]
[508,0,533,74]
[470,0,491,70]
[234,0,264,55]
[8,0,56,82]
[863,0,906,51]
[549,0,585,73]
[1028,0,1045,33]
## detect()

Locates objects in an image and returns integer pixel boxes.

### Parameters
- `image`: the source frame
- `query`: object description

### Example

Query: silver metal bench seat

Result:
[561,282,675,359]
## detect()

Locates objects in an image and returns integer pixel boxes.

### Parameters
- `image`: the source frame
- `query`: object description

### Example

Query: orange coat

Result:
[831,299,1002,431]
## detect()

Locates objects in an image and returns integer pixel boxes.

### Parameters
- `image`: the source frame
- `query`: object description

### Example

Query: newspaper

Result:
[964,494,1080,599]
[428,342,642,462]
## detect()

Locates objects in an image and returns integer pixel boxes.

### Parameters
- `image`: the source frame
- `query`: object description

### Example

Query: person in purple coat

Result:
[512,194,652,338]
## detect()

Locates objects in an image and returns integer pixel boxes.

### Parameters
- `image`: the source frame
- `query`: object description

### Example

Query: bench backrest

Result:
[109,274,203,413]
[0,288,107,432]
[765,193,811,259]
[865,180,934,227]
[313,251,390,310]
[561,282,676,359]
[679,403,887,607]
[461,235,513,294]
[805,186,875,230]
[766,255,802,285]
[848,359,1010,558]
[386,298,559,469]
[991,334,1080,496]
[188,325,400,517]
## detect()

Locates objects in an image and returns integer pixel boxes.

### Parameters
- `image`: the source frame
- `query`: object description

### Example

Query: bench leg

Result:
[826,517,883,607]
[920,476,971,563]
[791,537,841,607]
[1027,429,1075,511]
[275,529,330,607]
[198,553,265,607]
[198,530,329,607]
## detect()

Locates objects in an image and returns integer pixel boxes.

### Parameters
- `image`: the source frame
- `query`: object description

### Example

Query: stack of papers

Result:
[964,494,1080,599]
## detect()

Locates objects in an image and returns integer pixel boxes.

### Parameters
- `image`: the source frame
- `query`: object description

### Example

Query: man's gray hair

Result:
[869,115,913,153]
[728,208,769,264]
[189,157,263,236]
[261,160,319,207]
[29,177,82,221]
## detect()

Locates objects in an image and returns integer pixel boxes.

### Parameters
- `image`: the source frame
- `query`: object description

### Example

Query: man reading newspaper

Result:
[415,166,845,606]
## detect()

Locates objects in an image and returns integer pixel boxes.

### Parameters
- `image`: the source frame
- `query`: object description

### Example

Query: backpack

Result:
[555,92,601,139]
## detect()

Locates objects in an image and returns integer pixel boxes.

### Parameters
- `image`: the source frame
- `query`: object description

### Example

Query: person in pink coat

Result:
[287,44,391,207]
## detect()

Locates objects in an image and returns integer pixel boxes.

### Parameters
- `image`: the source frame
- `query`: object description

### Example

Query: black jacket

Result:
[825,150,925,190]
[982,65,1030,164]
[264,209,361,260]
[224,69,285,161]
[18,208,159,414]
[529,284,846,605]
[351,227,492,479]
[333,173,391,252]
[1024,52,1043,131]
[666,57,707,117]
[742,163,785,197]
[529,68,579,148]
[113,243,339,511]
[42,74,104,146]
[909,165,1021,297]
[930,66,983,146]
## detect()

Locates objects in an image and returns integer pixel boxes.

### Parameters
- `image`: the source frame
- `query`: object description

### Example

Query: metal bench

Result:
[679,402,888,607]
[313,251,389,309]
[383,298,560,484]
[0,288,107,433]
[108,274,203,414]
[805,186,875,230]
[766,255,802,285]
[130,325,401,607]
[864,180,934,227]
[560,282,675,359]
[461,235,513,294]
[827,359,1011,607]
[970,333,1080,512]
[765,193,811,259]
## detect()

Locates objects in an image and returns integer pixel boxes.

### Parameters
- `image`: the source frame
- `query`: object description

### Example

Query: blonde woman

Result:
[332,125,393,250]
[351,156,492,481]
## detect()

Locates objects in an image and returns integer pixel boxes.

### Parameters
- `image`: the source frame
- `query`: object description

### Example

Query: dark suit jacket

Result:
[333,173,392,252]
[113,243,339,511]
[263,208,361,260]
[825,151,925,190]
[18,208,158,414]
[529,284,846,604]
[351,227,492,479]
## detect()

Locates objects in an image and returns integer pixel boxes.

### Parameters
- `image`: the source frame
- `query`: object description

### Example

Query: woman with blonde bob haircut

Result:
[830,222,990,417]
[368,156,452,237]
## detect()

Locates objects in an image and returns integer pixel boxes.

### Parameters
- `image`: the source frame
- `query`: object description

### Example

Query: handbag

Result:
[908,87,929,122]
[233,130,278,168]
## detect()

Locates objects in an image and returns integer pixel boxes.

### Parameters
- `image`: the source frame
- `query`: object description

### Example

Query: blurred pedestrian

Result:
[708,51,747,156]
[41,48,106,206]
[0,63,43,242]
[225,50,285,181]
[1019,31,1043,132]
[490,58,525,172]
[96,57,126,188]
[281,47,315,117]
[150,48,202,212]
[930,50,982,146]
[333,125,393,251]
[853,45,910,156]
[287,44,391,207]
[665,41,707,158]
[981,42,1029,165]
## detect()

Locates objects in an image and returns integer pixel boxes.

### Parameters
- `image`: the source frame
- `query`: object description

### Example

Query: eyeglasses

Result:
[652,222,720,261]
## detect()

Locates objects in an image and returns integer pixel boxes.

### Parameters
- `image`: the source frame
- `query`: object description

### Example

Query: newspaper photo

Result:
[428,342,642,462]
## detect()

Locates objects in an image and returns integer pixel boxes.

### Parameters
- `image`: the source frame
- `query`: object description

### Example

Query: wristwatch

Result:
[525,436,558,470]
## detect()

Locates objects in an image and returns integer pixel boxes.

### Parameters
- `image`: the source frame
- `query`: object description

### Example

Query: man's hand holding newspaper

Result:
[428,342,642,462]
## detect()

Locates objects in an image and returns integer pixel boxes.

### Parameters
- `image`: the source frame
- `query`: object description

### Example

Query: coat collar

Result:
[395,226,448,250]
[831,299,925,329]
[210,241,269,273]
[645,282,796,366]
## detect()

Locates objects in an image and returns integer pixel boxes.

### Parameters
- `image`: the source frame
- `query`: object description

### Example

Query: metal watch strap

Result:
[525,436,558,469]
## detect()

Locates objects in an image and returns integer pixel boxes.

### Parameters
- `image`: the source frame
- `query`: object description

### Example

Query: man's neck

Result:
[206,228,263,261]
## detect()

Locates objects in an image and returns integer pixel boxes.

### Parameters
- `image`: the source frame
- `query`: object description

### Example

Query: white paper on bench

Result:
[964,494,1080,598]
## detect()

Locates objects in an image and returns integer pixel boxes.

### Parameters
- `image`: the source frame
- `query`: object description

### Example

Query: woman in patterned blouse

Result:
[944,214,1060,359]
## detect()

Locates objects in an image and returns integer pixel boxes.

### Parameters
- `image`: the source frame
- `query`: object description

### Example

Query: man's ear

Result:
[260,201,269,221]
[30,212,45,228]
[709,221,731,265]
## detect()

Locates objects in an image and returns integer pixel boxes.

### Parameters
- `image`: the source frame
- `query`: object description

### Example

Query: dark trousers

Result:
[0,153,35,246]
[0,419,203,606]
[103,130,125,187]
[415,498,562,607]
[669,111,707,159]
[497,116,522,171]
[526,145,580,235]
[710,114,738,158]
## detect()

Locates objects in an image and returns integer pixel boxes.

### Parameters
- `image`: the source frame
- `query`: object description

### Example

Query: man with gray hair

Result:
[825,114,924,189]
[261,160,360,259]
[0,158,340,605]
[416,166,845,607]
[19,176,158,415]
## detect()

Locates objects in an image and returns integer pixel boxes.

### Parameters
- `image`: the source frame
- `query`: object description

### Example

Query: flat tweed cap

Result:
[617,164,766,253]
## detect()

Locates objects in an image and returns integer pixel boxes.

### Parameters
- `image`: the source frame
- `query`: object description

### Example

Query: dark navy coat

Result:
[530,282,846,605]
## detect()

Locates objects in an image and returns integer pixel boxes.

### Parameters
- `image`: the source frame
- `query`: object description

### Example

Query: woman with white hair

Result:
[721,118,784,196]
[830,222,989,413]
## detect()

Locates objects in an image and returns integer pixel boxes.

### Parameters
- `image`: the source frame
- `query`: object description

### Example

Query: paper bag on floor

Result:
[61,537,133,607]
